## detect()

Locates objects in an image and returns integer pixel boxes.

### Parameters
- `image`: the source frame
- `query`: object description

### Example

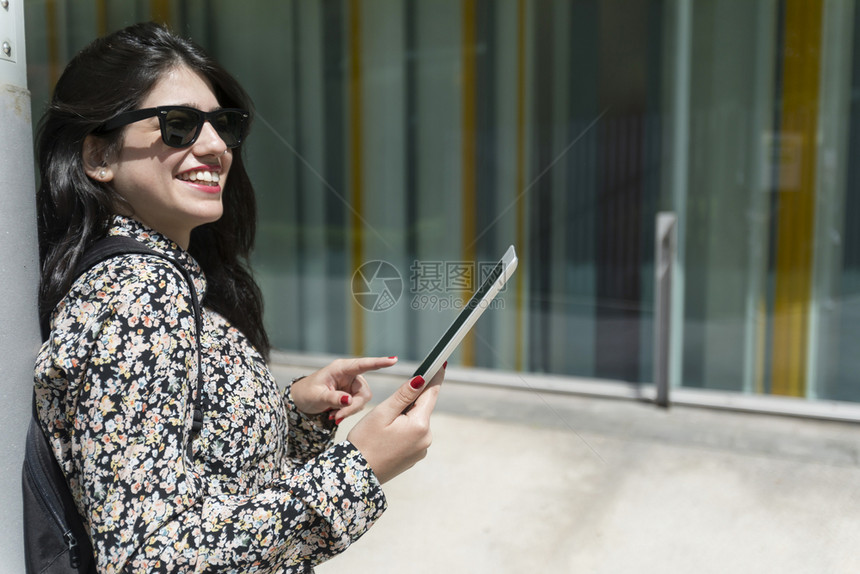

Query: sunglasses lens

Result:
[159,108,247,148]
[162,108,202,147]
[212,111,247,148]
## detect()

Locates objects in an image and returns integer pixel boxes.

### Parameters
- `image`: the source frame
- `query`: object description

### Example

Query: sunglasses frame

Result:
[99,105,250,149]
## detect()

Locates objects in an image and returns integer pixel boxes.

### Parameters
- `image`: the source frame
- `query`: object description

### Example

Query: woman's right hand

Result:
[346,368,445,484]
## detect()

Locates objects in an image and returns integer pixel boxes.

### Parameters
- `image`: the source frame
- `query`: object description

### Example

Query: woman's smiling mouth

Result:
[177,168,221,186]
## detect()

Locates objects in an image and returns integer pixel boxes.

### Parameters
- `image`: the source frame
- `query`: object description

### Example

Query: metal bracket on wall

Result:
[0,0,26,89]
[654,212,677,408]
[0,0,14,63]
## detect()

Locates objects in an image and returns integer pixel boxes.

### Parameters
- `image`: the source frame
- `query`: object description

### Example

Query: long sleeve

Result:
[35,222,386,573]
[192,441,385,571]
[282,378,339,464]
[126,440,385,572]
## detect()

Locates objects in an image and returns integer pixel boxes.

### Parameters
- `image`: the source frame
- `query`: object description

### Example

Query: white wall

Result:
[0,0,39,570]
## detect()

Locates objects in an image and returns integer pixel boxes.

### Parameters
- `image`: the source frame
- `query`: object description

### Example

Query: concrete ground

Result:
[271,363,860,574]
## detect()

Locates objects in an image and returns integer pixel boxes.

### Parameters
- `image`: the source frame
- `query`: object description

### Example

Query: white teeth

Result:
[180,170,220,184]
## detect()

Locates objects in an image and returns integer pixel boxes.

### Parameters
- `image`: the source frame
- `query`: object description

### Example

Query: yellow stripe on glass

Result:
[771,0,823,397]
[45,0,60,86]
[150,0,172,26]
[96,0,108,36]
[515,0,526,372]
[349,0,366,357]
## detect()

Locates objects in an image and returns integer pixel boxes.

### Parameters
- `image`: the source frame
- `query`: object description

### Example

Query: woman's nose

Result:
[193,120,228,156]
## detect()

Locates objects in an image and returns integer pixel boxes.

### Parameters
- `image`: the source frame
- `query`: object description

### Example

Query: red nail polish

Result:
[410,375,425,389]
[443,361,448,369]
[340,395,350,406]
[329,412,336,420]
[389,356,397,359]
[335,417,344,425]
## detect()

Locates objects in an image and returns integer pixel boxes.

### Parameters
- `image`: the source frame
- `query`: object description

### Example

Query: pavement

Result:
[269,362,860,574]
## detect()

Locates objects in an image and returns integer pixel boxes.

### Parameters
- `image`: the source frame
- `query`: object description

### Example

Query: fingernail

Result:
[340,395,350,406]
[335,417,344,425]
[443,361,448,369]
[410,375,425,390]
[388,356,397,359]
[329,412,336,420]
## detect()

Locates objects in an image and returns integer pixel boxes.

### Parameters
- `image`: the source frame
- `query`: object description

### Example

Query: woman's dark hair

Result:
[36,21,270,357]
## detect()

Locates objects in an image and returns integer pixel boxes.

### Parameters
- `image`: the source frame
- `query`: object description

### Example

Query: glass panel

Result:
[22,0,860,406]
[814,0,860,401]
[681,0,778,392]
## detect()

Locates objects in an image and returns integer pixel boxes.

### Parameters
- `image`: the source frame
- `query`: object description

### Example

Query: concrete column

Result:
[0,0,40,570]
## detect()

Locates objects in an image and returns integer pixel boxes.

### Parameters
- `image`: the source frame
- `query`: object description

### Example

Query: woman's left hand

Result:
[290,356,397,423]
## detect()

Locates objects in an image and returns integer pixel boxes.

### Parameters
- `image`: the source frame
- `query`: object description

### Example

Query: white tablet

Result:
[412,245,518,381]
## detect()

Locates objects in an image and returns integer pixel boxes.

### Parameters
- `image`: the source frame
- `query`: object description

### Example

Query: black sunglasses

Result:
[99,105,249,148]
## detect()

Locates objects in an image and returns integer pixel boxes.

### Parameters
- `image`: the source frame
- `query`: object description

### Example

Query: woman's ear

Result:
[82,134,114,183]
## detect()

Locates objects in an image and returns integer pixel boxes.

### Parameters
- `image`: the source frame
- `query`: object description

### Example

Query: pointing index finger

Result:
[339,356,398,377]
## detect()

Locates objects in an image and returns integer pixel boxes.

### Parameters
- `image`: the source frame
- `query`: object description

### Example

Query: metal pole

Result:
[654,212,677,408]
[0,1,40,570]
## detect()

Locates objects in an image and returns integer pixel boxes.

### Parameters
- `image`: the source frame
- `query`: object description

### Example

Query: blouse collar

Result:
[106,215,207,301]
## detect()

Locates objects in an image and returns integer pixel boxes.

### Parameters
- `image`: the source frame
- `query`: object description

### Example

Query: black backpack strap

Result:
[72,236,160,285]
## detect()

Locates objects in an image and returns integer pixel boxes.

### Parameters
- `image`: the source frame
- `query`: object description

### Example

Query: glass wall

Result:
[22,0,860,407]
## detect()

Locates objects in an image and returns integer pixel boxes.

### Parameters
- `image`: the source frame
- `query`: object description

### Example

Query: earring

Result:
[98,169,107,179]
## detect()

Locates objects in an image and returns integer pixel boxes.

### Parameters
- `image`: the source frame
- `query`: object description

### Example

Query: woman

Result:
[34,22,442,573]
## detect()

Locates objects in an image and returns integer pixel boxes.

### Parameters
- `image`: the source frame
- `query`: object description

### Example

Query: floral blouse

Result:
[34,216,386,573]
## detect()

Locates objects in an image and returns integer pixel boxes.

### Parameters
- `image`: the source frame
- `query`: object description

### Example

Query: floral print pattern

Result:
[34,216,386,573]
